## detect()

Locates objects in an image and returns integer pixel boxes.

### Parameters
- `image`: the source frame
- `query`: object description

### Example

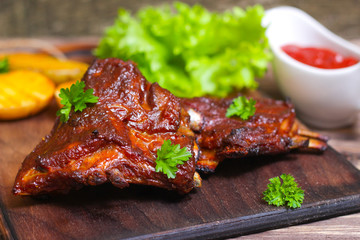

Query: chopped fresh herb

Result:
[56,81,99,122]
[95,3,271,98]
[155,139,192,179]
[263,174,305,209]
[0,58,9,73]
[226,96,256,120]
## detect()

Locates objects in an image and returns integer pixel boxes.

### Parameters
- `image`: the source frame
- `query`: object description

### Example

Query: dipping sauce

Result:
[281,44,359,69]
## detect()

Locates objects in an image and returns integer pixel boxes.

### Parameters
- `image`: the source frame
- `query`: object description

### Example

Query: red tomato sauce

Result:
[281,44,359,69]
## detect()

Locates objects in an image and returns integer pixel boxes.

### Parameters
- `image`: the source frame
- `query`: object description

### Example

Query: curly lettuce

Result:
[94,2,271,98]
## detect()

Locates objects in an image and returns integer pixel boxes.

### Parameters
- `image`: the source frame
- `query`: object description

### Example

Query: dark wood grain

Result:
[1,41,360,240]
[1,1,360,40]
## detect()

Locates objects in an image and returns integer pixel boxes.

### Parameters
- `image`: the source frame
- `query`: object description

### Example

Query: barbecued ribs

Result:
[13,58,327,196]
[13,58,200,195]
[182,97,327,172]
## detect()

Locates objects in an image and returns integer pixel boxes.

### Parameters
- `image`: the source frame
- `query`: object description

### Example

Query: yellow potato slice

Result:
[2,53,89,85]
[0,70,55,120]
[54,80,77,107]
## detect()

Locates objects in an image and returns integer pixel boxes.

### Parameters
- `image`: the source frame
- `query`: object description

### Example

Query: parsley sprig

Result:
[56,81,99,122]
[155,140,192,179]
[226,96,256,120]
[0,58,9,73]
[263,174,305,209]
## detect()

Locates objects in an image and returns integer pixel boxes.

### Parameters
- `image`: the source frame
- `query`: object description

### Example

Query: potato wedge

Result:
[54,80,77,107]
[2,53,89,85]
[0,70,55,120]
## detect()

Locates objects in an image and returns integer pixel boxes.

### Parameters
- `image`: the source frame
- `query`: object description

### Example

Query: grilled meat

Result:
[182,97,328,173]
[13,58,327,196]
[13,58,200,196]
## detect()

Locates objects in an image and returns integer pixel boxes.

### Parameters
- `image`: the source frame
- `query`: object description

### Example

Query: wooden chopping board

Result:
[1,42,360,240]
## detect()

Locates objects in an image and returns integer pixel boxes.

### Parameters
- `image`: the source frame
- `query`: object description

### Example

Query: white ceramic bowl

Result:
[263,6,360,129]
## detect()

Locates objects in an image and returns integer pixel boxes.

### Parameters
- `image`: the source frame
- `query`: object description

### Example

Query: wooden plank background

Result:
[1,0,360,40]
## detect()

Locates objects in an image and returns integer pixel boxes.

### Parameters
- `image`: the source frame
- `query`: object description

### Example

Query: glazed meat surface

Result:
[13,58,198,195]
[182,97,327,172]
[13,58,327,196]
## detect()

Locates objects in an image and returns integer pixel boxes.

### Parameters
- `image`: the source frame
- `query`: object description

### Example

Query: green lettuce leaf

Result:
[94,2,271,98]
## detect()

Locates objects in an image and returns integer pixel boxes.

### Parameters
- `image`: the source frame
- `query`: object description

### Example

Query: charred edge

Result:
[195,165,216,174]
